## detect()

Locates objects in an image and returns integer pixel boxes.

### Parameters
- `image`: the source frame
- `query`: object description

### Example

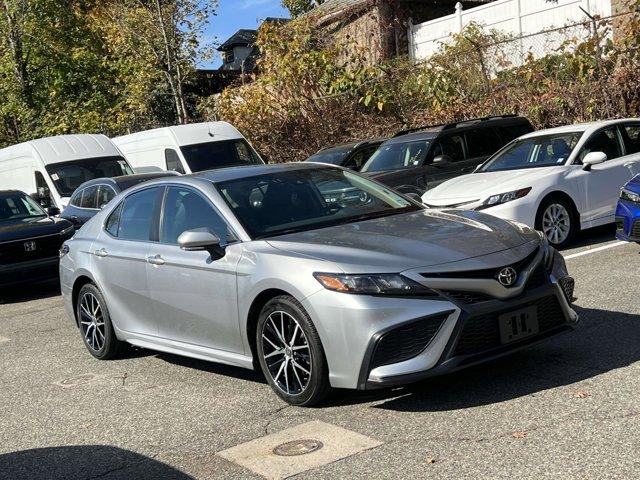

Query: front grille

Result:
[370,314,449,368]
[422,247,539,281]
[452,295,566,357]
[632,220,640,238]
[558,277,575,302]
[526,264,547,289]
[439,290,493,304]
[0,233,64,265]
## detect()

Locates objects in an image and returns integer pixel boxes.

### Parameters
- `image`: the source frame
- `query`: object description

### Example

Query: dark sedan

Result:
[305,139,384,171]
[0,190,75,287]
[62,172,180,228]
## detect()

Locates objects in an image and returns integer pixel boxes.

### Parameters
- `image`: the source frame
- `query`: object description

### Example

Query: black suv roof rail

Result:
[393,114,520,138]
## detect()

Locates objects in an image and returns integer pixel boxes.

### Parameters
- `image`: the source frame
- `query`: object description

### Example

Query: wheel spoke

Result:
[292,362,304,391]
[292,344,309,351]
[262,333,280,351]
[273,360,286,383]
[290,324,299,346]
[283,359,290,393]
[269,318,287,346]
[292,361,310,376]
[265,349,284,359]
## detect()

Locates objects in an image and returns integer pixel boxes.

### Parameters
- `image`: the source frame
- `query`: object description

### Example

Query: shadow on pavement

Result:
[562,223,617,251]
[157,352,266,384]
[0,445,192,480]
[335,305,640,411]
[0,279,60,305]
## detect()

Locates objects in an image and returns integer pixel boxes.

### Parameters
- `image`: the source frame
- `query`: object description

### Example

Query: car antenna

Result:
[208,122,215,138]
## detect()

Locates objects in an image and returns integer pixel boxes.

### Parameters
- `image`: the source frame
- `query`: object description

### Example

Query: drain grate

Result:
[273,439,324,457]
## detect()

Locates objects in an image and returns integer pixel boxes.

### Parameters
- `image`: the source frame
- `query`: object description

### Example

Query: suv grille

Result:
[632,220,640,238]
[439,290,493,304]
[452,295,566,357]
[0,233,64,265]
[370,313,449,368]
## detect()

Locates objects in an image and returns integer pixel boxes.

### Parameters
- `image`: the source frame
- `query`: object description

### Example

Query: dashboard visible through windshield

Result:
[217,168,420,239]
[479,132,583,172]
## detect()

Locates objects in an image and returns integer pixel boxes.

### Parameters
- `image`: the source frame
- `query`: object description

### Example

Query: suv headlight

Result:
[476,187,531,210]
[313,273,438,296]
[620,187,640,204]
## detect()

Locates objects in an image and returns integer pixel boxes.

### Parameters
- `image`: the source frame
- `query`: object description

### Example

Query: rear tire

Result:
[256,295,331,406]
[536,196,578,248]
[76,283,126,360]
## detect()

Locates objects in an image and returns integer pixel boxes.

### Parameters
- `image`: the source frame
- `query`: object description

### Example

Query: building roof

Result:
[218,29,258,51]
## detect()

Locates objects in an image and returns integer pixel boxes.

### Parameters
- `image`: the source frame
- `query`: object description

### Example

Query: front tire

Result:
[76,283,125,360]
[256,295,330,406]
[536,197,578,248]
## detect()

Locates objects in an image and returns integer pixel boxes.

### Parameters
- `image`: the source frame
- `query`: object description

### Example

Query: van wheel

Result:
[536,197,578,248]
[256,295,330,407]
[76,283,126,360]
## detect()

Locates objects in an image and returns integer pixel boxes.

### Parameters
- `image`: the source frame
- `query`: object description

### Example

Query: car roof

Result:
[194,162,331,183]
[315,138,385,153]
[385,116,531,145]
[73,172,181,193]
[518,118,640,139]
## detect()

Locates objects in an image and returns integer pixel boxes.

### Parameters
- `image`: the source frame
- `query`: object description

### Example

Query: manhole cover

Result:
[273,439,324,457]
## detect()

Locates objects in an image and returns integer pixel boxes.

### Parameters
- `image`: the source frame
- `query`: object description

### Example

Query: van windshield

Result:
[180,139,263,172]
[45,156,134,196]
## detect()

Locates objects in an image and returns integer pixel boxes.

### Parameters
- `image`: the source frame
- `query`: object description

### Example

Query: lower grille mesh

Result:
[453,295,566,357]
[371,314,449,368]
[632,220,640,237]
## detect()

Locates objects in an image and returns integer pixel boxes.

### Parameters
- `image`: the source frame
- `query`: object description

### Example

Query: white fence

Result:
[409,0,613,62]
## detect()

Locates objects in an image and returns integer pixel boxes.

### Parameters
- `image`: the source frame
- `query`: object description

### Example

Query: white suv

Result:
[422,119,640,247]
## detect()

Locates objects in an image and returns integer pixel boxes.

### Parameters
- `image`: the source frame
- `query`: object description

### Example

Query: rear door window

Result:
[465,128,503,158]
[79,185,99,209]
[97,185,116,209]
[117,187,160,241]
[578,127,623,162]
[165,148,185,174]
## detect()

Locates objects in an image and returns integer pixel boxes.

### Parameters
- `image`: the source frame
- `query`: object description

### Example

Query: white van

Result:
[113,121,264,174]
[0,134,133,212]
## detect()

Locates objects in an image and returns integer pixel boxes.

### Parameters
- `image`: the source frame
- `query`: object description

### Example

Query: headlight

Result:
[476,187,532,210]
[620,187,640,204]
[313,273,438,296]
[59,243,70,258]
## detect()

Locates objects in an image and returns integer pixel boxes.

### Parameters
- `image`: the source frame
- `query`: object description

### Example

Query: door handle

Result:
[94,248,108,258]
[146,254,165,266]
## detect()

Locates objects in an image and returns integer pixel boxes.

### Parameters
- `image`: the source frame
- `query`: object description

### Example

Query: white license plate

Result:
[498,306,539,344]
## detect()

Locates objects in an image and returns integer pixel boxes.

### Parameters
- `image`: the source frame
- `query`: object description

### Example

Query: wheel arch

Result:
[535,190,580,230]
[71,275,95,327]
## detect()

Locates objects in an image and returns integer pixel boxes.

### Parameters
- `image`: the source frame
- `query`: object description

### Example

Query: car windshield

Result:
[479,132,583,172]
[361,140,432,172]
[180,139,263,172]
[0,191,47,222]
[216,167,420,239]
[306,146,352,165]
[45,156,133,197]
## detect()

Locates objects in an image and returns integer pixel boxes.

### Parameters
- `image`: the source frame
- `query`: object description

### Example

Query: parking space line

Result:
[563,241,627,260]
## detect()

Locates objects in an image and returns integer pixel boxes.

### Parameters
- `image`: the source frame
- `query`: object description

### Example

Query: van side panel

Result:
[0,158,38,195]
[113,133,174,172]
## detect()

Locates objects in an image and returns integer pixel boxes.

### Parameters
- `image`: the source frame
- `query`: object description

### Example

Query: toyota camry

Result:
[59,163,578,406]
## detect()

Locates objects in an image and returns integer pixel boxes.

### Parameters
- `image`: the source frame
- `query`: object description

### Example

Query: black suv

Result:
[361,116,533,194]
[0,190,74,287]
[305,139,384,171]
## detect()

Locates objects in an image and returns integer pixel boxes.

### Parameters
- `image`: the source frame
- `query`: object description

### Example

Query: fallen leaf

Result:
[575,390,591,399]
[426,457,436,464]
[512,431,527,439]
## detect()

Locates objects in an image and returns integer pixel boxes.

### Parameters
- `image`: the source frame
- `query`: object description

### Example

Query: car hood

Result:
[422,167,561,205]
[0,216,73,243]
[266,210,540,273]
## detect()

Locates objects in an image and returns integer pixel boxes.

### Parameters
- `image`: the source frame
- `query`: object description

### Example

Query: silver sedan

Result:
[59,163,578,406]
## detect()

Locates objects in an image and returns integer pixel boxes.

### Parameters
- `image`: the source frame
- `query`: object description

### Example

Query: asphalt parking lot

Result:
[1,224,639,480]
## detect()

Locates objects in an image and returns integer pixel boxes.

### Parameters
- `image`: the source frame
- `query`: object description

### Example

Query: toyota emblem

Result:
[497,267,517,287]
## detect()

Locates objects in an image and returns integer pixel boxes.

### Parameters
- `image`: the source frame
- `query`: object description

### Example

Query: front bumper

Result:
[615,199,640,242]
[303,250,577,390]
[0,257,60,287]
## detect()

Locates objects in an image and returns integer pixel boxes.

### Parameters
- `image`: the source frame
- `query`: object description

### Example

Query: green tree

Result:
[281,0,324,18]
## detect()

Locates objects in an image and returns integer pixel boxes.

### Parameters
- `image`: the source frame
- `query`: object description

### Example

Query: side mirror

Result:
[433,155,452,165]
[582,151,607,171]
[405,193,423,203]
[46,206,60,216]
[178,229,225,258]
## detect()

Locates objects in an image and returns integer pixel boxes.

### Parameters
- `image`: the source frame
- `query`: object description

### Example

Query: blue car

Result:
[616,174,640,242]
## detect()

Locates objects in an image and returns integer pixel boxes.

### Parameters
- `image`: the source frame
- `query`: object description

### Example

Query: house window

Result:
[224,50,234,64]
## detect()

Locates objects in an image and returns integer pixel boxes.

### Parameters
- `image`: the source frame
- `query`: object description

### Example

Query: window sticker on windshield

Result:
[51,173,59,180]
[557,158,564,163]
